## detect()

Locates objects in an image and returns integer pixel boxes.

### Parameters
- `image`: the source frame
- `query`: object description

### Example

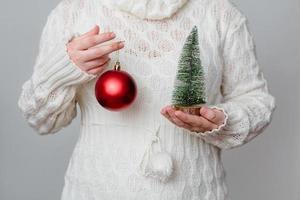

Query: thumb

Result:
[200,106,216,121]
[200,106,225,125]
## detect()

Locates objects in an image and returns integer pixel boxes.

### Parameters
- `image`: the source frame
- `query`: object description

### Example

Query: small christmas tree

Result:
[171,26,206,113]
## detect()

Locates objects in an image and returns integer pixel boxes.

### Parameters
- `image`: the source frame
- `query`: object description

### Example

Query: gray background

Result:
[0,0,299,199]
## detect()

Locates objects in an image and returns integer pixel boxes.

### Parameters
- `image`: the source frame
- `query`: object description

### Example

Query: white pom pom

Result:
[144,151,174,183]
[138,124,174,182]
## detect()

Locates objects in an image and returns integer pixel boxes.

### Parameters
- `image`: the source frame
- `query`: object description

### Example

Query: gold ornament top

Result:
[114,61,121,71]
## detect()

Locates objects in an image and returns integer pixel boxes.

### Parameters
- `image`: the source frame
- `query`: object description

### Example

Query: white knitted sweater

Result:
[17,0,276,199]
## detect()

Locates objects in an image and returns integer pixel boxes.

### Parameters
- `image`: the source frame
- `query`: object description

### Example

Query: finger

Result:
[200,106,225,125]
[160,105,174,115]
[161,106,182,126]
[82,41,125,61]
[198,116,219,131]
[75,32,116,50]
[160,107,176,123]
[160,106,168,115]
[87,65,106,75]
[175,110,218,132]
[87,60,110,75]
[166,107,188,127]
[73,25,100,42]
[83,56,110,70]
[160,106,215,133]
[161,105,192,130]
[174,110,203,127]
[174,110,215,131]
[164,110,192,130]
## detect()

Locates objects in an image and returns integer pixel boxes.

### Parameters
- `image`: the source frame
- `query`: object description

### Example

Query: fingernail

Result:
[207,110,215,120]
[110,32,116,37]
[118,41,125,47]
[175,111,180,116]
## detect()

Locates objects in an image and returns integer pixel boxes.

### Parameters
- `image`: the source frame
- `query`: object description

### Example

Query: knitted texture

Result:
[106,0,188,20]
[17,0,276,199]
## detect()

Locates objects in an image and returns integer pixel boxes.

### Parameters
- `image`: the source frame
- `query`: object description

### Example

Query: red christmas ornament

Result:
[95,61,137,111]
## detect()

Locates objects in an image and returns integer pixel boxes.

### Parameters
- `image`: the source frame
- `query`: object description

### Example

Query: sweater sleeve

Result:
[17,2,97,135]
[192,7,277,149]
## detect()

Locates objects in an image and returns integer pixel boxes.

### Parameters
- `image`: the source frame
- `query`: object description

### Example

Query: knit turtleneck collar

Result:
[103,0,189,20]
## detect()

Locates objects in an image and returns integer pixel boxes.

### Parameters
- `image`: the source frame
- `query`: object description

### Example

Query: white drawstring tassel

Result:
[138,124,174,183]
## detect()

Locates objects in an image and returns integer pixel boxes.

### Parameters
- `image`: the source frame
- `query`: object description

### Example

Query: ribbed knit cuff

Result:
[32,36,96,92]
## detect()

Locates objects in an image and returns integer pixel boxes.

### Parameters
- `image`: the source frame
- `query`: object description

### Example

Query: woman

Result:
[18,0,276,199]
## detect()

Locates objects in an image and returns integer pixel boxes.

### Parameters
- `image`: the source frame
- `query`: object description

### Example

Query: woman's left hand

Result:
[160,105,226,133]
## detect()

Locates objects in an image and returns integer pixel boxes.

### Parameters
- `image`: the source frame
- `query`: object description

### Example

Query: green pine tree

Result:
[171,25,207,108]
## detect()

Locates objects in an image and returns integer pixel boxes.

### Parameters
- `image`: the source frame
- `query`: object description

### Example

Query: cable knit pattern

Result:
[17,0,276,199]
[106,0,189,20]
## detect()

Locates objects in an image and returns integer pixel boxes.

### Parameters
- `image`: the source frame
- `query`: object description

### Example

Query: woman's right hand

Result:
[66,25,125,75]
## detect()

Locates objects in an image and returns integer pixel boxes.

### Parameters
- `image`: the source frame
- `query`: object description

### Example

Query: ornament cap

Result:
[114,61,121,71]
